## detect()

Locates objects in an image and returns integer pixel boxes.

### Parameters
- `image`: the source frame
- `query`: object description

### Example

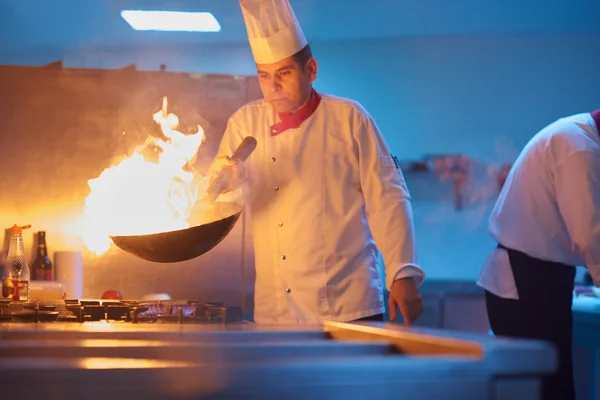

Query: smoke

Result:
[186,161,258,227]
[406,151,517,236]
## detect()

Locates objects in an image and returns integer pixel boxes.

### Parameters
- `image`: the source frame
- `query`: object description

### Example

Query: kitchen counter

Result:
[0,321,555,400]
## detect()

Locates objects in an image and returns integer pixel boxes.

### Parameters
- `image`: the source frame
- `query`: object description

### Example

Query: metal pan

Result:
[109,137,257,263]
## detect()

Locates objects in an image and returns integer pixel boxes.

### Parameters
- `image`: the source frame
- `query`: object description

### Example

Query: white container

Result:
[54,251,83,299]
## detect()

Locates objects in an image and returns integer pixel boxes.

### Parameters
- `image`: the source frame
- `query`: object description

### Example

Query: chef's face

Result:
[256,56,317,113]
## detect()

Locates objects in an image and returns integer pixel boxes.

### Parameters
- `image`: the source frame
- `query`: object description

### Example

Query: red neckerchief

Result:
[270,89,322,136]
[592,109,600,132]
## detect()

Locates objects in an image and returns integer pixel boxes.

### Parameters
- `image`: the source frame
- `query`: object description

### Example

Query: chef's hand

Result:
[207,155,247,196]
[388,277,423,326]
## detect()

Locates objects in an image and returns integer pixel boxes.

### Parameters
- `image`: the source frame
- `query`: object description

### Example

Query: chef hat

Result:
[239,0,308,64]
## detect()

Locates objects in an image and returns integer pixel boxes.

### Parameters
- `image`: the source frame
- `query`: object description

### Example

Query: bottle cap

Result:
[11,224,31,234]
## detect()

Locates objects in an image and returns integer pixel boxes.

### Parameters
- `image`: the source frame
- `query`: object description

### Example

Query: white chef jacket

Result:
[216,94,424,324]
[477,112,600,299]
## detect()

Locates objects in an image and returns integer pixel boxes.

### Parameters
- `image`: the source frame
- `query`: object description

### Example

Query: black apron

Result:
[485,243,576,400]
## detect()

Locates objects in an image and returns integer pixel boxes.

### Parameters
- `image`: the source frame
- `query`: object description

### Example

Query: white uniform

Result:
[477,112,600,299]
[217,95,424,324]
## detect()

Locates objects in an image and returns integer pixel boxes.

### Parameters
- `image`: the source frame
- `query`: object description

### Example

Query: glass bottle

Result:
[32,231,52,281]
[1,224,31,302]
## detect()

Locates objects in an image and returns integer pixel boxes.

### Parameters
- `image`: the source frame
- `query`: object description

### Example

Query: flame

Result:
[79,97,207,255]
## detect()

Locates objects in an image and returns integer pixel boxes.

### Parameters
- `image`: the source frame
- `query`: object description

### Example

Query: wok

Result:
[110,136,257,263]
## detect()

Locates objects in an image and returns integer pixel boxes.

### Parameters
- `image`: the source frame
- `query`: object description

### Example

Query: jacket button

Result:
[271,157,276,162]
[285,288,291,293]
[281,255,286,260]
[274,186,279,191]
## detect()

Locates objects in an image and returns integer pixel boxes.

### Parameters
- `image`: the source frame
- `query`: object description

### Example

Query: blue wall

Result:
[314,34,600,162]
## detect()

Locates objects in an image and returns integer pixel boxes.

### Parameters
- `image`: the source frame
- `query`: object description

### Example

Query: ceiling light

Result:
[120,10,221,32]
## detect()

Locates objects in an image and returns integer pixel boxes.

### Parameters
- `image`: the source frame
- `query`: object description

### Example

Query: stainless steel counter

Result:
[0,321,555,400]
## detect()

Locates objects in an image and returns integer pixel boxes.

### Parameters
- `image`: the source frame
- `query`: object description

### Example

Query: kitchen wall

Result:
[1,31,598,300]
[43,33,600,160]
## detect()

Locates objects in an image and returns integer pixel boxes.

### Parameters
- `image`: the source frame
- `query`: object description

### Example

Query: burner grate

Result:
[0,299,243,324]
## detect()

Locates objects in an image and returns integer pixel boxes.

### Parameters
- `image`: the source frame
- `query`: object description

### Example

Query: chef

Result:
[210,0,425,325]
[477,109,600,400]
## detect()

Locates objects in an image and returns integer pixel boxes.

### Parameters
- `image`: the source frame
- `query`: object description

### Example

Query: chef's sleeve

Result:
[354,109,425,291]
[555,150,600,287]
[216,115,244,158]
[212,113,246,201]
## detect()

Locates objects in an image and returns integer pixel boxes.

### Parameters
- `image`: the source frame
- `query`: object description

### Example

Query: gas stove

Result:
[0,298,244,324]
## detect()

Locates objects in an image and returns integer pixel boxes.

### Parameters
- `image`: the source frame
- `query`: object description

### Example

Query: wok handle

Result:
[231,136,257,162]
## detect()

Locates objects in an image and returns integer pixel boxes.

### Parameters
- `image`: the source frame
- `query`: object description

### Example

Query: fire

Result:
[79,97,207,255]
